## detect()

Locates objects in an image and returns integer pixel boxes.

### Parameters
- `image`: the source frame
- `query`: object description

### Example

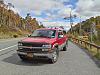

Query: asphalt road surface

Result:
[0,38,100,75]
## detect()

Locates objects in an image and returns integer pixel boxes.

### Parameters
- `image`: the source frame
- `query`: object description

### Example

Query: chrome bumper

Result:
[17,51,53,59]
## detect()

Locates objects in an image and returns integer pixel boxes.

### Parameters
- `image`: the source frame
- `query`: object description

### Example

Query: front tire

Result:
[18,55,27,61]
[49,48,59,64]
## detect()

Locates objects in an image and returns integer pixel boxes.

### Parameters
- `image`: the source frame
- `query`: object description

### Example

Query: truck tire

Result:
[62,42,68,51]
[49,48,59,64]
[19,55,27,61]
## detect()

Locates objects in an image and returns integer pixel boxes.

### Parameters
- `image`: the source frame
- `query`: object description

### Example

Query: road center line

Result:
[0,44,17,52]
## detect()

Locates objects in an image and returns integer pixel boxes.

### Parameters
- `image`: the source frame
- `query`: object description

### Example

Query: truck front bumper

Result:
[17,49,53,59]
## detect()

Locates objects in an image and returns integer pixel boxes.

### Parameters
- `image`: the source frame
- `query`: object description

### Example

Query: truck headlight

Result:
[42,44,51,48]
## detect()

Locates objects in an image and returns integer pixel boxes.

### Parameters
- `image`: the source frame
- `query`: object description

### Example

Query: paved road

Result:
[0,38,100,75]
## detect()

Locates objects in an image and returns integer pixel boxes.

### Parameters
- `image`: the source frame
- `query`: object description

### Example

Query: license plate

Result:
[34,53,44,56]
[27,53,33,58]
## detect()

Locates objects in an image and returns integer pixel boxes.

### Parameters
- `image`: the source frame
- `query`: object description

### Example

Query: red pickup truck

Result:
[17,28,68,63]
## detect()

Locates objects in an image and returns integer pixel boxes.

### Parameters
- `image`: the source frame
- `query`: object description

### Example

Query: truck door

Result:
[57,31,65,49]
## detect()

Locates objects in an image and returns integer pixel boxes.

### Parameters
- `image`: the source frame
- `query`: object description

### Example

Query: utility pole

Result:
[63,10,73,33]
[79,16,82,36]
[90,22,94,43]
[70,11,73,33]
[90,22,97,43]
[63,9,77,35]
[92,22,97,36]
[90,24,93,43]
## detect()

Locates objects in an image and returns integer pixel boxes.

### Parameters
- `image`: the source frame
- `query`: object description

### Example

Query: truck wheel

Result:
[49,48,59,64]
[19,55,27,61]
[62,42,68,51]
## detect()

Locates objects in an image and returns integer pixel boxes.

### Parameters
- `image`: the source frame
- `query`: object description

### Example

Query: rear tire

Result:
[62,41,68,51]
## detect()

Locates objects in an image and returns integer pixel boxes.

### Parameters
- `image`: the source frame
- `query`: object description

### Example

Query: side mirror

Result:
[58,35,64,38]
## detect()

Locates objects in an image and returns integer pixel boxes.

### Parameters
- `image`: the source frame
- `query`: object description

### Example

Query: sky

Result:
[4,0,100,31]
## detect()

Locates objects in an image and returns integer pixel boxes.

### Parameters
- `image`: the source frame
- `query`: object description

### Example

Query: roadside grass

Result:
[81,42,100,60]
[94,40,100,46]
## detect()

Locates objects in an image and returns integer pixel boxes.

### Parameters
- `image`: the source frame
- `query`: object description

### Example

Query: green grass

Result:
[94,53,100,60]
[94,40,100,46]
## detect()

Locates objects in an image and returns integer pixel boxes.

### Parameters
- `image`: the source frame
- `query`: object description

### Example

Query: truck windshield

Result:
[30,30,56,38]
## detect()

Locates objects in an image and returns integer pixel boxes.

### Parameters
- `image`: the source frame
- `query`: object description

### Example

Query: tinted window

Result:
[58,31,63,38]
[31,30,56,38]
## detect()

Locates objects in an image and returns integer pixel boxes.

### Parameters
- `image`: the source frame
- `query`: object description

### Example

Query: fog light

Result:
[42,49,48,51]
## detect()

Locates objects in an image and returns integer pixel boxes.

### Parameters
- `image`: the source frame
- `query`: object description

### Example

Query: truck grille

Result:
[22,42,47,47]
[20,48,43,53]
[18,42,49,53]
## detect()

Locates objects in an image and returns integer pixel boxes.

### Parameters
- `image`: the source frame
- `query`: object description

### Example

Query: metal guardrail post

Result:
[90,44,92,49]
[97,47,100,56]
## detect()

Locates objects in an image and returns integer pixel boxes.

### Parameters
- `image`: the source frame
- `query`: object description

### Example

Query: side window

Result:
[58,31,64,38]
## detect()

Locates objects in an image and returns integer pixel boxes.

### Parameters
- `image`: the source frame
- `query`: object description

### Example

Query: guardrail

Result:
[70,36,100,59]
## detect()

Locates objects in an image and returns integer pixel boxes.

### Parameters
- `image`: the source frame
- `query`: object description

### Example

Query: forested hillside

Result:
[72,16,100,45]
[0,3,43,38]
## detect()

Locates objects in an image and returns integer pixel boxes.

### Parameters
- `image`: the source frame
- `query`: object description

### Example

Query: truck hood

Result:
[21,37,56,44]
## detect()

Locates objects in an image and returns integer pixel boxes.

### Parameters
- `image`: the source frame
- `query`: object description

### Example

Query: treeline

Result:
[71,16,100,45]
[0,3,44,38]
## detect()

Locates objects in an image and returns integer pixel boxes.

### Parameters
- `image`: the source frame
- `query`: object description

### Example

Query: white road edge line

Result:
[0,44,17,52]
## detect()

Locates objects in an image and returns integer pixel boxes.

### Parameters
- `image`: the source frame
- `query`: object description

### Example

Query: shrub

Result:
[13,34,18,38]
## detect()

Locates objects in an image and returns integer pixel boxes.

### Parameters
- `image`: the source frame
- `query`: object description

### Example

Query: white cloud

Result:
[75,0,100,18]
[41,21,78,31]
[43,5,73,20]
[43,21,70,30]
[35,17,48,22]
[5,0,65,15]
[4,0,73,19]
[58,7,71,18]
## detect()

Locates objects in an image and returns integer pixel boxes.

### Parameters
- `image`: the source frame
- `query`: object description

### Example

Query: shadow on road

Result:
[2,53,51,66]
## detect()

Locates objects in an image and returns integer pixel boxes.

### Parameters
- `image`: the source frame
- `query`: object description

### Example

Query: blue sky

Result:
[5,0,100,30]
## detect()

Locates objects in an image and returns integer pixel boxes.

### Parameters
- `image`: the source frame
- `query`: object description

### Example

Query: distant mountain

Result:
[0,3,44,38]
